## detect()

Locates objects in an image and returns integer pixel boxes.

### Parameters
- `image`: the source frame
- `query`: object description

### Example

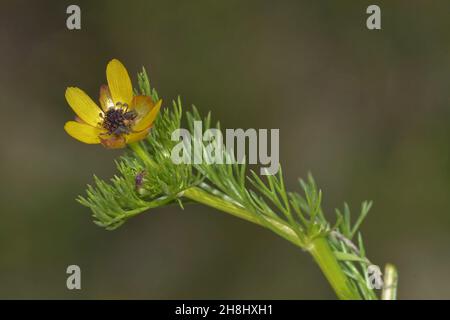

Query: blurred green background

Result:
[1,0,450,299]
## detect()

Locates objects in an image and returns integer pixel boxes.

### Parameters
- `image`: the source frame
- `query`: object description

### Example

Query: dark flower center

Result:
[101,106,137,136]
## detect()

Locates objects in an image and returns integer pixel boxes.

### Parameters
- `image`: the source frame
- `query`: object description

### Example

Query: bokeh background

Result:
[1,0,450,299]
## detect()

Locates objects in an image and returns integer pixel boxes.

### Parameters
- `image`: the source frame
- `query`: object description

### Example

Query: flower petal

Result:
[64,121,105,144]
[106,59,133,106]
[126,128,151,143]
[99,84,115,111]
[132,95,154,116]
[133,99,162,132]
[65,87,103,127]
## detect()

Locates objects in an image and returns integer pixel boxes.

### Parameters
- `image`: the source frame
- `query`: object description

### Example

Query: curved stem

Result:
[130,141,361,300]
[183,186,361,300]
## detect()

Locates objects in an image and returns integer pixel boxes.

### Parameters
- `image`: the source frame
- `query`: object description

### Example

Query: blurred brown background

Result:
[1,0,450,299]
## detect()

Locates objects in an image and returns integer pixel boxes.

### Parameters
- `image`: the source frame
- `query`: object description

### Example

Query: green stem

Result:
[129,142,156,167]
[184,187,261,225]
[308,237,360,300]
[130,142,361,300]
[381,264,398,300]
[183,186,361,300]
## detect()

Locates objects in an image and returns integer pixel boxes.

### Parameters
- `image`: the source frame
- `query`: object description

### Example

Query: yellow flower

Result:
[64,59,162,149]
